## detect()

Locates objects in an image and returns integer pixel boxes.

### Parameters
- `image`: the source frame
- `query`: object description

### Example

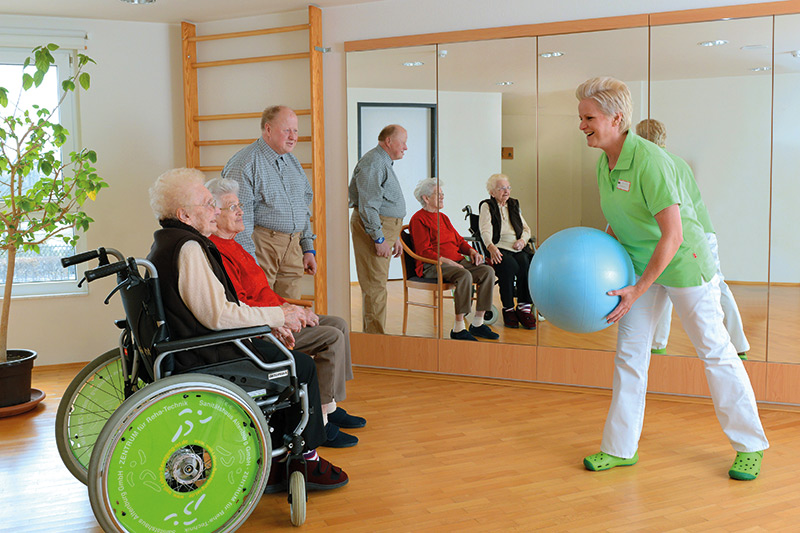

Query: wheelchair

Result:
[56,247,312,530]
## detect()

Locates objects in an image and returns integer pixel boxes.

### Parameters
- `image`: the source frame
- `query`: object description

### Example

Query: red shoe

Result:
[502,308,519,328]
[516,307,537,329]
[292,455,349,491]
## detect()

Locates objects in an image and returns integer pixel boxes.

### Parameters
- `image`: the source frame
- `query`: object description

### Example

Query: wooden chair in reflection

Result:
[399,224,456,337]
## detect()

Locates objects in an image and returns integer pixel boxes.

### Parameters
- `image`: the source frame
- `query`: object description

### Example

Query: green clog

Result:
[583,450,639,471]
[729,450,763,480]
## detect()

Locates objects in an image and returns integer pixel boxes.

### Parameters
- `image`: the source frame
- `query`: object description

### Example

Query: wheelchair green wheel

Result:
[56,348,146,485]
[88,374,270,533]
[288,470,306,526]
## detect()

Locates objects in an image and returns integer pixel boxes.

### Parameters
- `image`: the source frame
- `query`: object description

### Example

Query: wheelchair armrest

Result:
[153,325,272,355]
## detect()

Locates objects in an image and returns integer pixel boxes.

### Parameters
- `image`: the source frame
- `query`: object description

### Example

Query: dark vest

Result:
[146,219,244,373]
[479,197,525,244]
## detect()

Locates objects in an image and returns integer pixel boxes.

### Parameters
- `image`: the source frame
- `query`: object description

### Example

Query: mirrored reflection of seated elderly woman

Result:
[479,173,536,330]
[205,177,364,449]
[409,178,499,342]
[145,168,348,491]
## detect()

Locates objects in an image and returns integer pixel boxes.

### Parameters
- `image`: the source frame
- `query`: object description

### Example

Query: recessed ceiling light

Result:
[438,50,448,58]
[120,0,156,4]
[403,61,424,67]
[496,81,514,86]
[698,40,728,47]
[750,66,771,72]
[539,51,564,58]
[740,44,767,51]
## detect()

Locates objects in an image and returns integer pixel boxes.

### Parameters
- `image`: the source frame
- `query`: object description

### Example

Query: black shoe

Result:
[328,407,366,429]
[469,324,499,340]
[264,458,287,494]
[322,422,358,448]
[450,329,478,341]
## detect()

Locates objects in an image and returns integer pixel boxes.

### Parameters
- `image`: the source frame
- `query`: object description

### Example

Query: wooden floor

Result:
[351,281,800,363]
[4,363,800,531]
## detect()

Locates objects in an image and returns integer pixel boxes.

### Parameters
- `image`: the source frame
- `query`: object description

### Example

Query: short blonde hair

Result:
[486,173,510,195]
[413,177,440,207]
[575,77,633,133]
[260,105,292,131]
[149,168,206,221]
[636,119,667,147]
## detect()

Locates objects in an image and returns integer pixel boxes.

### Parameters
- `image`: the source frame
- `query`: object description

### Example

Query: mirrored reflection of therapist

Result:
[348,125,408,334]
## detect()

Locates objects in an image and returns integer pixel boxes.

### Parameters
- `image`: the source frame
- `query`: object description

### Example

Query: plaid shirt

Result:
[348,145,407,241]
[222,137,315,255]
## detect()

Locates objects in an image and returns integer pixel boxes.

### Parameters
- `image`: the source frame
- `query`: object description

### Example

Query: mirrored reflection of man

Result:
[222,105,316,300]
[348,125,408,334]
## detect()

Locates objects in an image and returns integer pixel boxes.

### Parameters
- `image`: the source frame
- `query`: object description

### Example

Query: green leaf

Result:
[61,79,75,92]
[33,69,45,87]
[87,150,97,163]
[40,160,53,175]
[47,43,59,51]
[22,73,34,90]
[78,72,90,90]
[0,87,7,108]
[23,57,31,68]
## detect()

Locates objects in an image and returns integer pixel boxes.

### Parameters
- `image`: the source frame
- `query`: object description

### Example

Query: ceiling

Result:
[0,0,373,24]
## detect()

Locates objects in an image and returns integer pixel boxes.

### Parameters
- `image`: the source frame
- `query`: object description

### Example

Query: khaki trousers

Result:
[350,210,403,334]
[292,315,353,403]
[252,226,304,299]
[423,259,495,316]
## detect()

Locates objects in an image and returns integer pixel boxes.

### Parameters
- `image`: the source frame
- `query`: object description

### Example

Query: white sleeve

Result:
[478,203,494,248]
[177,241,285,330]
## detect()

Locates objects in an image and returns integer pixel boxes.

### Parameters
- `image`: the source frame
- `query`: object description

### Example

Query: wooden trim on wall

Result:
[309,4,328,315]
[650,0,800,26]
[344,1,800,52]
[181,22,199,168]
[344,14,648,52]
[351,332,439,372]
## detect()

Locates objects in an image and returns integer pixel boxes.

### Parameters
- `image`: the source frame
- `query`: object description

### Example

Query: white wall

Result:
[1,14,183,365]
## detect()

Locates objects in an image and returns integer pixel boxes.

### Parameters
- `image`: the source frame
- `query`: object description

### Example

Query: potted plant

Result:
[0,44,106,412]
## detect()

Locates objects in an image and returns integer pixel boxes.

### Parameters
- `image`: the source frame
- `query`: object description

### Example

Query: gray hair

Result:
[260,105,293,130]
[575,76,633,133]
[413,177,440,207]
[486,173,510,195]
[636,119,667,147]
[205,177,240,201]
[149,168,206,221]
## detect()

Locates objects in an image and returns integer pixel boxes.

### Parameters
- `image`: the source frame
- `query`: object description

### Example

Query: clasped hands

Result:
[273,303,319,348]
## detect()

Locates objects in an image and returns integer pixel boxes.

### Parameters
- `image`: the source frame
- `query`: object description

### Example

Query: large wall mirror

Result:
[346,45,437,337]
[536,27,649,351]
[650,17,772,361]
[770,13,800,364]
[345,7,800,372]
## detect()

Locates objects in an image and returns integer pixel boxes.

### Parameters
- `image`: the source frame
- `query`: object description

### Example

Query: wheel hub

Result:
[165,445,209,490]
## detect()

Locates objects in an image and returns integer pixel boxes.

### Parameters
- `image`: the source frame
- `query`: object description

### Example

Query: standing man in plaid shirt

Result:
[222,105,315,299]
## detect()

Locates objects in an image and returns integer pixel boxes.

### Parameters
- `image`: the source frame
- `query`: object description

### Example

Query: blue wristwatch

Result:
[374,237,385,244]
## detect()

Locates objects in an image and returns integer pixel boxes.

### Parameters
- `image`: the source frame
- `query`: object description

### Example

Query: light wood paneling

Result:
[181,22,199,168]
[437,339,537,381]
[766,362,800,404]
[8,365,800,532]
[536,346,615,388]
[351,332,438,372]
[308,5,327,315]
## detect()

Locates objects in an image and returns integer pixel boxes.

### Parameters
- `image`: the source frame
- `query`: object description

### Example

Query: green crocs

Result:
[737,352,748,361]
[729,451,763,480]
[583,451,639,471]
[651,348,667,355]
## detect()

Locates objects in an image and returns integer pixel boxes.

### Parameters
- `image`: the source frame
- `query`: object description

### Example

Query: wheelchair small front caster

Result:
[288,470,307,526]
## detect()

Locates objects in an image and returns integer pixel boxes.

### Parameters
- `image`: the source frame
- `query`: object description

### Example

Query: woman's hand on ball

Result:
[606,285,642,324]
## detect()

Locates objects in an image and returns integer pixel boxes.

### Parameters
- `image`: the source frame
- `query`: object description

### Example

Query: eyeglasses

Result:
[184,199,218,210]
[221,203,242,212]
[496,186,511,191]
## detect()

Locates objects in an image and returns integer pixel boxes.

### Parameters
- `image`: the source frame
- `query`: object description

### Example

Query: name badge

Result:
[617,180,631,192]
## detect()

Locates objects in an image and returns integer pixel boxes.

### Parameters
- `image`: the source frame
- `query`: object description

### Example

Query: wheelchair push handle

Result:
[61,247,125,267]
[85,260,129,283]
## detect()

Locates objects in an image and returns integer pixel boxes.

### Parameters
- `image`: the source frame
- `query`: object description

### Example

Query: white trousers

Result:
[601,274,769,459]
[652,233,750,353]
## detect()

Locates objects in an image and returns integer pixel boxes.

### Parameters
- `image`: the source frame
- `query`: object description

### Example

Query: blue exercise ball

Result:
[528,227,635,333]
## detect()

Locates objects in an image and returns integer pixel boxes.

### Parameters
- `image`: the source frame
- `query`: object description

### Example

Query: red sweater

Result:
[408,208,475,277]
[209,234,286,307]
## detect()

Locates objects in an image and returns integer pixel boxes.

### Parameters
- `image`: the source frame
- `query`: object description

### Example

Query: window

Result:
[0,47,86,297]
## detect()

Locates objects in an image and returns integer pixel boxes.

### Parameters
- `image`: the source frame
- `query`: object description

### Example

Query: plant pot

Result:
[0,349,37,408]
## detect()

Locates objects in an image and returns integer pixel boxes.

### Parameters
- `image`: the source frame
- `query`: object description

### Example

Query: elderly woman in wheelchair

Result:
[409,177,499,342]
[57,168,347,532]
[478,173,536,330]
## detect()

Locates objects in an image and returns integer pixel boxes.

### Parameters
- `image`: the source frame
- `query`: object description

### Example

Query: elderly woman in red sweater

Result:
[206,177,364,451]
[409,178,499,341]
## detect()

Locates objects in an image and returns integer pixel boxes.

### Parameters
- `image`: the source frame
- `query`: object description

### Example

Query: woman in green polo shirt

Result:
[574,76,768,480]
